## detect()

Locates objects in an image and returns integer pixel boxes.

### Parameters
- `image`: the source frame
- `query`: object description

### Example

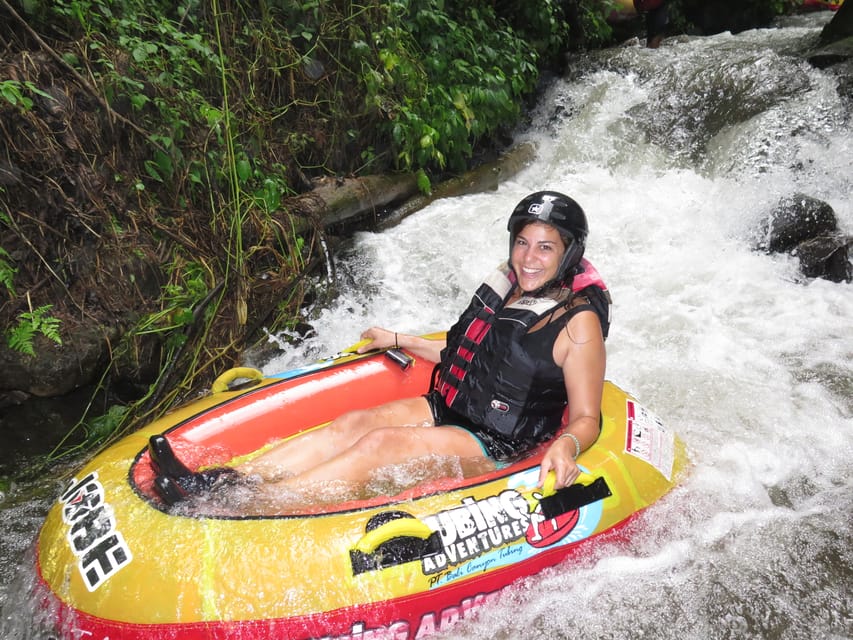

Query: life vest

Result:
[434,259,611,444]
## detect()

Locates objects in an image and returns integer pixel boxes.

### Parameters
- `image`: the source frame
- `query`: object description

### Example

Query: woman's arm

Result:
[538,309,606,489]
[357,327,446,363]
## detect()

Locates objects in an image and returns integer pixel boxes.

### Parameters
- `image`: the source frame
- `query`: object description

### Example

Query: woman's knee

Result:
[348,427,406,458]
[325,408,382,442]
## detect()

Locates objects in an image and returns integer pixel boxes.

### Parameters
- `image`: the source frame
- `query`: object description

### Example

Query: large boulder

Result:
[809,1,853,75]
[808,2,853,113]
[820,0,853,44]
[754,193,852,283]
[0,321,117,404]
[755,194,838,253]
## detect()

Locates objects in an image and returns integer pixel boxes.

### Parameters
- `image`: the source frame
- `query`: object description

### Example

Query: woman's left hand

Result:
[538,437,582,490]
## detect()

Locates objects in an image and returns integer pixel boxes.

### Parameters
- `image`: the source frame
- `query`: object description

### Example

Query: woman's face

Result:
[510,221,566,292]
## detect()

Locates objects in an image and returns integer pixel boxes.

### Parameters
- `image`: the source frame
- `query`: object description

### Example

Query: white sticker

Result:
[624,400,675,481]
[59,472,133,591]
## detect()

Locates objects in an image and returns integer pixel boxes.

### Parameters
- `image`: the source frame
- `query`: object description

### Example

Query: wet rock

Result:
[820,0,853,44]
[0,323,117,402]
[755,193,838,253]
[754,193,851,283]
[795,234,853,283]
[242,321,316,369]
[808,35,853,70]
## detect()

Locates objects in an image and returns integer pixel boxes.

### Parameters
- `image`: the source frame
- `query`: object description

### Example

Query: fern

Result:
[0,247,15,296]
[7,304,63,356]
[8,323,36,356]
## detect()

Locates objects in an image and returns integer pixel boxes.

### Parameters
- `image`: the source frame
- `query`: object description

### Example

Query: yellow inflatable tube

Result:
[35,343,688,640]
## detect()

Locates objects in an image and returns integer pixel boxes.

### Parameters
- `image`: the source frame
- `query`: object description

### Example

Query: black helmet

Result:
[507,191,588,281]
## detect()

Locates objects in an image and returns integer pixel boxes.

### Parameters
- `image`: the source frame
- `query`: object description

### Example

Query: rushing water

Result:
[2,13,851,640]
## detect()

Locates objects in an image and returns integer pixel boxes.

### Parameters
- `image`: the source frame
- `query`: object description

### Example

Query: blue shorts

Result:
[423,390,525,465]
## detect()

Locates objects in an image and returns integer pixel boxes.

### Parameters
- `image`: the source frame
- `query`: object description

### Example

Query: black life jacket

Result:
[434,259,611,444]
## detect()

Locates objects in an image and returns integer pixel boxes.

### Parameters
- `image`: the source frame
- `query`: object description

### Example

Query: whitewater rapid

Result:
[0,13,849,640]
[264,16,851,640]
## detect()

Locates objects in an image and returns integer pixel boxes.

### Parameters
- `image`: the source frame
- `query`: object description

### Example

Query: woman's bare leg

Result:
[239,396,435,480]
[264,423,487,490]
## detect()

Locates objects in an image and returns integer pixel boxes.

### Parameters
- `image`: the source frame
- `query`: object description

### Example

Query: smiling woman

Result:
[510,223,567,292]
[148,192,611,512]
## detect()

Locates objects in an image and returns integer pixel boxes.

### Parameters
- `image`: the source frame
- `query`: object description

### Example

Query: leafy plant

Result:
[82,405,130,447]
[136,260,211,339]
[0,80,53,111]
[363,1,542,173]
[7,303,63,356]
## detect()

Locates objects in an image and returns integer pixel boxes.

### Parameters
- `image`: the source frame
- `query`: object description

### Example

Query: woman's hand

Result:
[356,328,446,362]
[357,327,397,353]
[538,436,582,490]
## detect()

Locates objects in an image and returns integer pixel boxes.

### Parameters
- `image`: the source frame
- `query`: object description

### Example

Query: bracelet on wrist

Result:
[558,432,582,459]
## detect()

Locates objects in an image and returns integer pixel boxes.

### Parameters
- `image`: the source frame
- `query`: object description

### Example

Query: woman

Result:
[150,191,609,507]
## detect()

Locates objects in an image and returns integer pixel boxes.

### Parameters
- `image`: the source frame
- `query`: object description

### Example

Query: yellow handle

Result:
[354,518,434,554]
[576,471,596,485]
[540,470,597,497]
[542,470,557,497]
[211,367,264,393]
[341,338,374,354]
[347,332,445,356]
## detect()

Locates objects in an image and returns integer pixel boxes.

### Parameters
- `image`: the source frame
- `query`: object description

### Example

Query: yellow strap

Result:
[340,338,374,354]
[541,470,557,497]
[353,518,435,554]
[211,367,264,393]
[540,470,596,498]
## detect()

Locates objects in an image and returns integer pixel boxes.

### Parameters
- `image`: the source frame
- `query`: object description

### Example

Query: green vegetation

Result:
[0,0,805,469]
[0,0,592,466]
[0,78,52,110]
[2,239,62,356]
[7,302,63,356]
[0,246,15,295]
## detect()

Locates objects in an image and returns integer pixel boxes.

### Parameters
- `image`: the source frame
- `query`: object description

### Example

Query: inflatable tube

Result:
[35,341,688,639]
